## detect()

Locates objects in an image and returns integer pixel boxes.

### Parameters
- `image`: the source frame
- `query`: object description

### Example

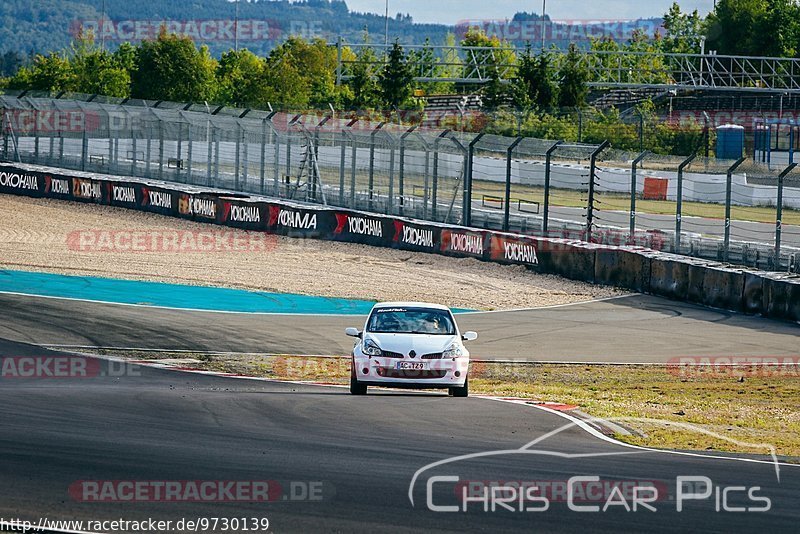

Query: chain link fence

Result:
[1,90,799,271]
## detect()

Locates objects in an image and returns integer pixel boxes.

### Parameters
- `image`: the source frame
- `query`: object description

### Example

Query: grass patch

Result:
[87,349,800,460]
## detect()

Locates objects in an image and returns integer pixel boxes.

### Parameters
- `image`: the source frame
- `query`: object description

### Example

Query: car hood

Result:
[365,333,458,355]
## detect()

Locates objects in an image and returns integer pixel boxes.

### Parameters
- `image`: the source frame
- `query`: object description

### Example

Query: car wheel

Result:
[451,378,468,398]
[350,362,367,395]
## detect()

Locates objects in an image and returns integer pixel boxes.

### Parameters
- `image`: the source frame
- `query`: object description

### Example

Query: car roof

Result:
[371,301,451,312]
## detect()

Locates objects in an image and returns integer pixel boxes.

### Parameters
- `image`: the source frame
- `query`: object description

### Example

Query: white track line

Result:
[0,290,369,316]
[0,288,636,316]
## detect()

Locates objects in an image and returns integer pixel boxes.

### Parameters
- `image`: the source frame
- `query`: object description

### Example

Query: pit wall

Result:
[1,162,798,322]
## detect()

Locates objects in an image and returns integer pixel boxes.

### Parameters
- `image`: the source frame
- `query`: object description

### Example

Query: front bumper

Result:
[352,354,469,388]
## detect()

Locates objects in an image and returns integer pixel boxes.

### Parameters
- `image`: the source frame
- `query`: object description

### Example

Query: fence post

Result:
[723,157,747,262]
[213,126,220,187]
[176,121,184,183]
[399,126,417,217]
[387,132,396,214]
[234,122,241,190]
[368,123,385,212]
[338,130,348,206]
[286,130,293,190]
[205,120,213,186]
[542,140,563,236]
[585,140,611,242]
[423,141,431,219]
[158,119,164,180]
[33,109,39,161]
[239,125,250,191]
[261,113,275,195]
[431,129,451,221]
[58,127,64,166]
[350,131,357,209]
[629,151,650,244]
[638,110,644,151]
[1,108,7,160]
[503,137,524,232]
[81,128,88,172]
[775,163,797,266]
[446,134,468,224]
[145,132,152,177]
[465,133,485,227]
[675,154,696,252]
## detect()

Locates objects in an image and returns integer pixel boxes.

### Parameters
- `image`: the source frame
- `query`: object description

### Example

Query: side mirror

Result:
[345,327,362,338]
[461,331,478,342]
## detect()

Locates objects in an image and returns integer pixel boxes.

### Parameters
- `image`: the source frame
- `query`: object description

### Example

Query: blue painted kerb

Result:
[0,270,472,315]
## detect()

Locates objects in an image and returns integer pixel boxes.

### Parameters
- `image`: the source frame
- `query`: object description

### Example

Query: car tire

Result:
[451,378,468,398]
[350,363,367,395]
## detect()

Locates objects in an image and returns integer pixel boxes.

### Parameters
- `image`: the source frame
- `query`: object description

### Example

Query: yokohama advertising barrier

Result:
[0,162,798,322]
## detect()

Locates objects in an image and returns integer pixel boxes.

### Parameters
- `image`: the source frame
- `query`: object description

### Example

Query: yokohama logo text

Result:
[0,171,38,191]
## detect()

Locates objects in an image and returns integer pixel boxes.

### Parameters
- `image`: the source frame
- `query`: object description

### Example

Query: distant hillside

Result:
[0,0,663,65]
[0,0,450,58]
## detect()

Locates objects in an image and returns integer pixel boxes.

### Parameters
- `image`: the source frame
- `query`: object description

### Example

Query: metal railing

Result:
[1,92,799,271]
[337,40,800,93]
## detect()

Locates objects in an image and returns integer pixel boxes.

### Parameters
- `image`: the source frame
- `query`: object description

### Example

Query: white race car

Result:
[345,302,478,397]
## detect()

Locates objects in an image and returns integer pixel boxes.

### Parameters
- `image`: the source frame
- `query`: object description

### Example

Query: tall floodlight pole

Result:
[101,0,106,52]
[384,0,390,46]
[540,0,546,50]
[235,0,240,52]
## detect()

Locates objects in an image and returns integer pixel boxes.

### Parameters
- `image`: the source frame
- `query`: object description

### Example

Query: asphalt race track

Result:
[0,292,796,362]
[0,338,798,533]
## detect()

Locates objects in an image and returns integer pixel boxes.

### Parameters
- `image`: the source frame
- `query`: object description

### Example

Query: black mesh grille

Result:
[382,351,404,359]
[421,352,444,359]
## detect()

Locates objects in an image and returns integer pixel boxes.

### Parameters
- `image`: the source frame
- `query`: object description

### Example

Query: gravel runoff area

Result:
[0,194,622,310]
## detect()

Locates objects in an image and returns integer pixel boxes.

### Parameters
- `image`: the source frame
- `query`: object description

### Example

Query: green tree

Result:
[70,34,130,97]
[216,49,270,107]
[269,37,350,108]
[131,29,217,102]
[481,67,508,110]
[662,2,704,54]
[759,0,800,57]
[347,42,380,109]
[514,45,557,110]
[8,52,74,92]
[704,0,767,55]
[378,41,413,109]
[557,44,588,108]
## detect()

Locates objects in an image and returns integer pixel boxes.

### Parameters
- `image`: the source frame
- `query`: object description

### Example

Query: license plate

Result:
[396,361,428,370]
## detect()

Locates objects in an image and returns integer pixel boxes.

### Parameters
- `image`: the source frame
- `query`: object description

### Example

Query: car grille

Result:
[382,351,404,359]
[383,370,448,379]
[421,352,444,359]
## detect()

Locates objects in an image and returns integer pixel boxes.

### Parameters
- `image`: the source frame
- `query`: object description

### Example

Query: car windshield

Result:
[367,307,455,335]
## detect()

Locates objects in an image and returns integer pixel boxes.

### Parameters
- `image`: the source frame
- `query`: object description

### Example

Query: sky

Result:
[344,0,717,24]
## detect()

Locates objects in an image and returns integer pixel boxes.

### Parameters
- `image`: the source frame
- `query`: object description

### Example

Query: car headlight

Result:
[361,339,383,356]
[442,343,464,358]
